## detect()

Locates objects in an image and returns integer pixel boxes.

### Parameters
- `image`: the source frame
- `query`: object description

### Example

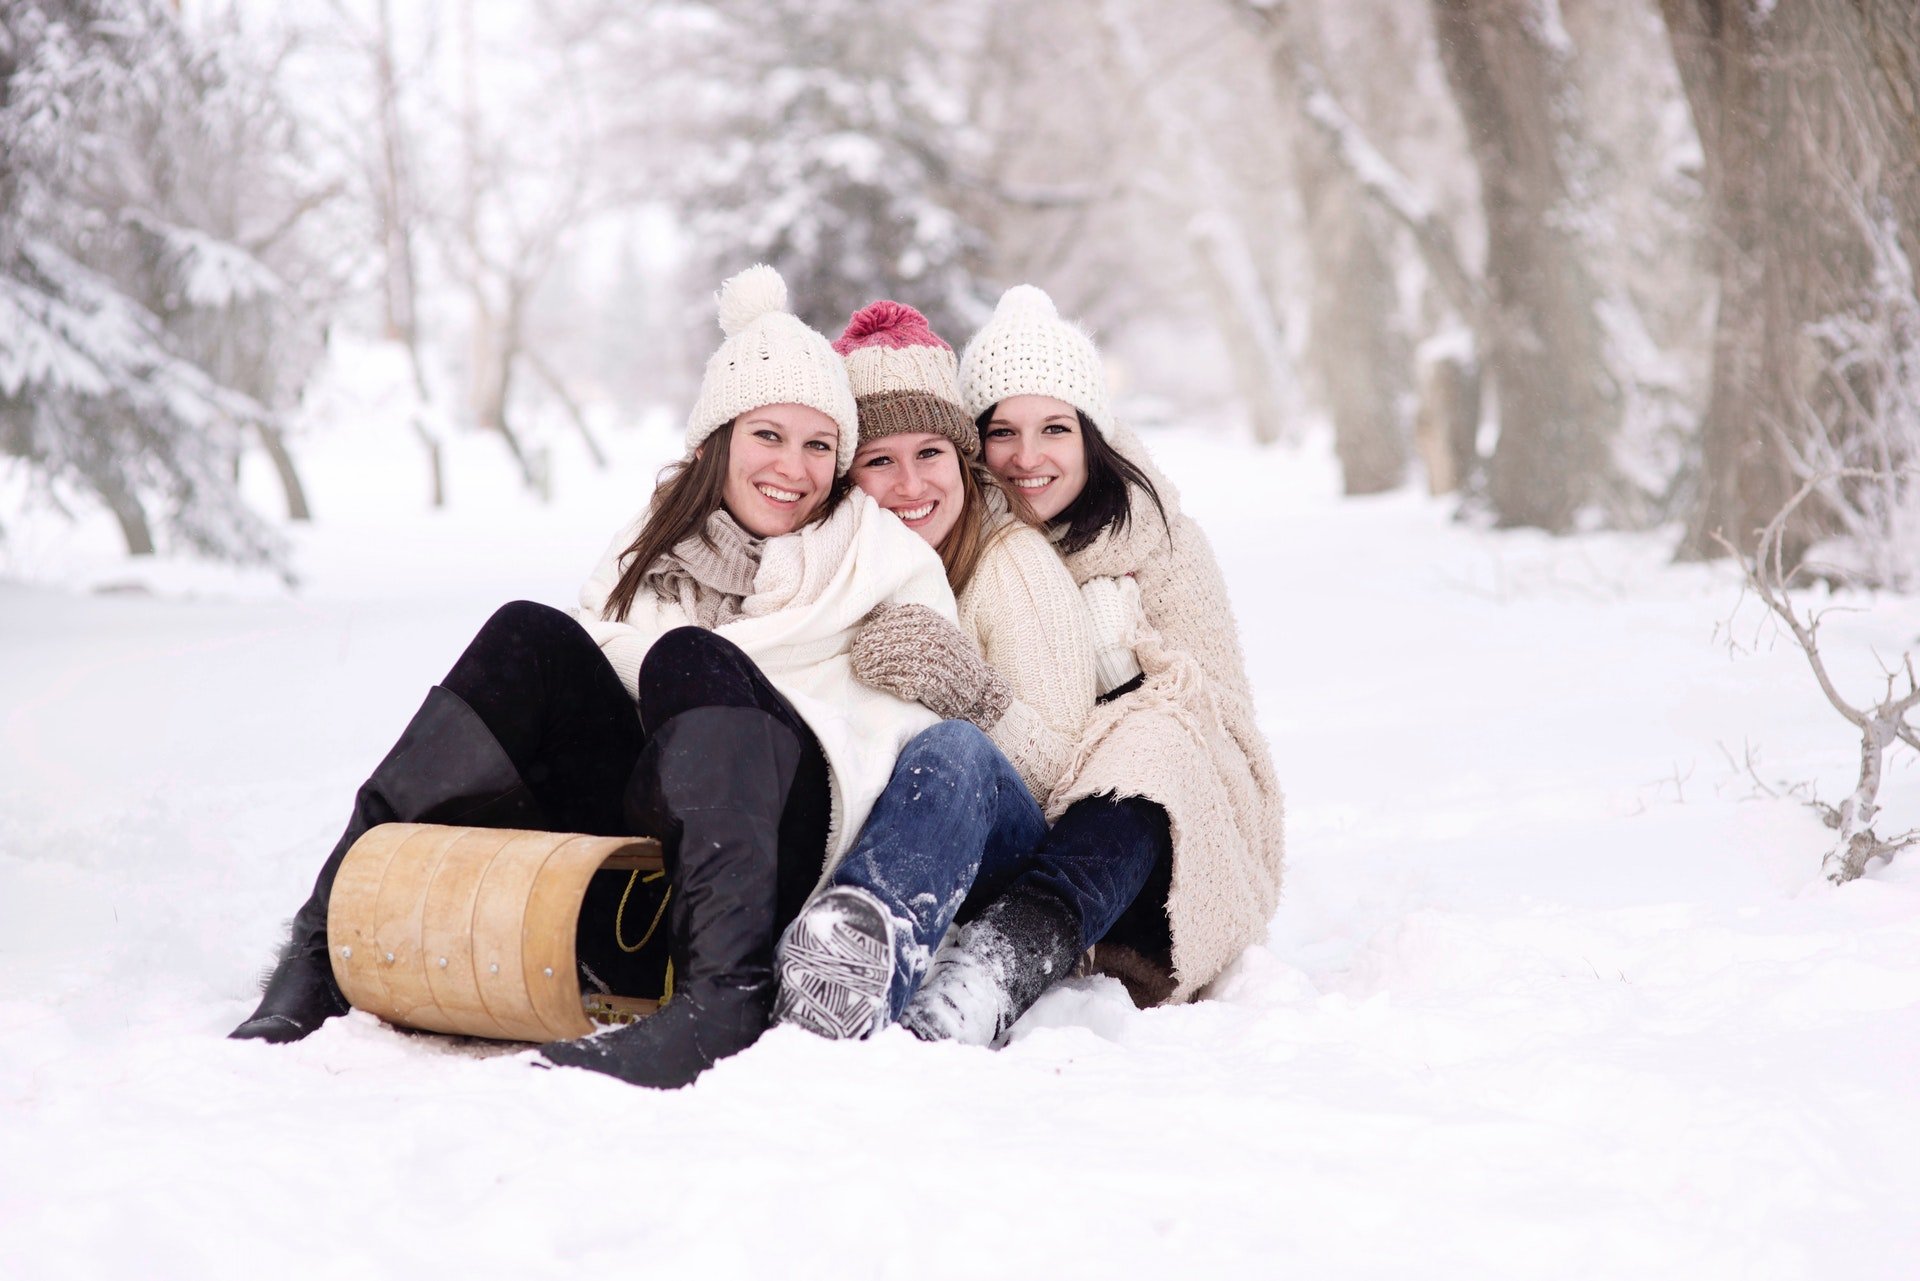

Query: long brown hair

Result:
[601,423,847,622]
[940,458,1032,596]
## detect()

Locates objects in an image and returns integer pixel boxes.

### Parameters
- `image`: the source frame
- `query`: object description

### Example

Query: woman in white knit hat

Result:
[890,283,1288,1045]
[232,266,954,1088]
[767,299,1101,1040]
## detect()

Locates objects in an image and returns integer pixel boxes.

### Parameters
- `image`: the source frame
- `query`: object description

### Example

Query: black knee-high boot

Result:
[231,685,544,1043]
[539,705,801,1088]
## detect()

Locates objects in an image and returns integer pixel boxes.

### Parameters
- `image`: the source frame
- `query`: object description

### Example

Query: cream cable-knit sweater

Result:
[1046,425,1287,1005]
[573,489,954,870]
[957,514,1099,803]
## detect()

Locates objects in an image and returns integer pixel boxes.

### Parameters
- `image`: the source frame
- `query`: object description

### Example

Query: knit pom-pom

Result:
[716,264,789,337]
[992,284,1060,324]
[833,299,949,355]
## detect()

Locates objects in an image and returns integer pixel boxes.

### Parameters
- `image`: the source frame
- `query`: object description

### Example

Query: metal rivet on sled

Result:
[340,946,352,959]
[438,957,448,968]
[543,967,554,979]
[384,951,395,964]
[489,963,499,974]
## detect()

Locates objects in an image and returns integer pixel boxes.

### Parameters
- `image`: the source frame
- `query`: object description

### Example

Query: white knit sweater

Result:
[1046,425,1287,1004]
[573,489,954,869]
[956,515,1099,803]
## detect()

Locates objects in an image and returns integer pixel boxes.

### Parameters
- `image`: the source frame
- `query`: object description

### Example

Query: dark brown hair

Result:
[974,407,1168,555]
[600,423,847,622]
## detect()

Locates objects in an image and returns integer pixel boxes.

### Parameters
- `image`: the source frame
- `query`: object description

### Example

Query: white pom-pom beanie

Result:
[685,264,861,473]
[958,284,1112,430]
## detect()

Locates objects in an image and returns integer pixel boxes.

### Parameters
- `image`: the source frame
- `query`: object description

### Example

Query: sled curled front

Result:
[327,823,664,1042]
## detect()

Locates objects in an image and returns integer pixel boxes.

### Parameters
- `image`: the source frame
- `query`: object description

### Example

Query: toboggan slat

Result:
[328,823,664,1042]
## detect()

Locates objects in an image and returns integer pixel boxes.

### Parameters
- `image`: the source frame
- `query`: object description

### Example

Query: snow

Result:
[6,374,1920,1278]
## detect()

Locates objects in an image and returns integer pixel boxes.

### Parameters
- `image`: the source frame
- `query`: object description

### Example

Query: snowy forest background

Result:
[5,0,1919,585]
[10,5,1920,1276]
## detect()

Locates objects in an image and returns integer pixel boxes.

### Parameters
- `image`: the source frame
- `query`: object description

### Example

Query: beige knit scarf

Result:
[641,509,764,629]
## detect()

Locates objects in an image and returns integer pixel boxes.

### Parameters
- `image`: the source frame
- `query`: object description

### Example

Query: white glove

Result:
[1080,574,1144,694]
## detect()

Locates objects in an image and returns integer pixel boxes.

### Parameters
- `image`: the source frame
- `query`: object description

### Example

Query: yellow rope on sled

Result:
[615,870,672,953]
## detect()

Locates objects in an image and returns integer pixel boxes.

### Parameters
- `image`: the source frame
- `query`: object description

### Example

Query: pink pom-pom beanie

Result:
[833,300,979,456]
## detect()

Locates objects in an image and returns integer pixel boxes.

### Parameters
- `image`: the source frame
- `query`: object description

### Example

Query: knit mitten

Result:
[850,604,1012,729]
[1081,574,1144,694]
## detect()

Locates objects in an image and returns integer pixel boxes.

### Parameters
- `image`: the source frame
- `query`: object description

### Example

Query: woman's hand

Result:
[1081,574,1144,694]
[850,605,1012,729]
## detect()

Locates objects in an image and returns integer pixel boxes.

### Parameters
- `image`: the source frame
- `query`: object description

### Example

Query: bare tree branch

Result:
[1716,467,1920,882]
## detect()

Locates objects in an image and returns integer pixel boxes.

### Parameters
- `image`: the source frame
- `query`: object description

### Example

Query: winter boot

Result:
[899,885,1083,1048]
[772,885,895,1040]
[539,706,800,1089]
[230,685,542,1043]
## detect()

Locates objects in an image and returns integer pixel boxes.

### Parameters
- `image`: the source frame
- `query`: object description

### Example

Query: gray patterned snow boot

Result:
[772,885,895,1040]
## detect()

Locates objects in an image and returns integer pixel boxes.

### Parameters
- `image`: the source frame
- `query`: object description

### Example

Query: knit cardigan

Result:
[573,488,954,871]
[957,513,1099,803]
[1047,425,1287,1005]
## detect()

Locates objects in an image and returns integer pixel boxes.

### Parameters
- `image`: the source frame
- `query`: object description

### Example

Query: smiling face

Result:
[850,430,966,549]
[718,404,842,537]
[980,394,1088,522]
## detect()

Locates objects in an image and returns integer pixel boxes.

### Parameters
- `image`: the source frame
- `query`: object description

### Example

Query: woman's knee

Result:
[481,599,572,643]
[449,600,584,693]
[896,720,1000,786]
[638,627,755,722]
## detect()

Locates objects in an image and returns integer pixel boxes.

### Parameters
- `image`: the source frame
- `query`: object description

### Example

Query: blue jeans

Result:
[826,721,1046,1018]
[964,791,1171,953]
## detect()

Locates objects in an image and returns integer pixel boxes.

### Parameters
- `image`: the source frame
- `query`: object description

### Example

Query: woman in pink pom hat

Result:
[768,297,1106,1041]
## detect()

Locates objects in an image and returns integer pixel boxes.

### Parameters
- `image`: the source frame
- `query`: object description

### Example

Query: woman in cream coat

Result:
[904,284,1288,1045]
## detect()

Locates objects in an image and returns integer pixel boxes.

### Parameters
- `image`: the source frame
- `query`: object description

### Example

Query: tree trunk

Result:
[1101,0,1295,446]
[374,0,444,509]
[374,0,418,359]
[254,419,311,522]
[1309,178,1412,494]
[1275,5,1411,494]
[93,472,156,557]
[1661,0,1920,562]
[527,347,609,470]
[1431,0,1621,531]
[470,292,536,487]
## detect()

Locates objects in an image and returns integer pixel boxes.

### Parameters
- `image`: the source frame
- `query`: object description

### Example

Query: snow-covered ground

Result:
[6,365,1920,1279]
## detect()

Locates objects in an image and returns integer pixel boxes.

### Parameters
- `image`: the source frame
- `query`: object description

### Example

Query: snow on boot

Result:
[230,685,541,1043]
[900,886,1082,1048]
[539,706,799,1089]
[773,885,894,1040]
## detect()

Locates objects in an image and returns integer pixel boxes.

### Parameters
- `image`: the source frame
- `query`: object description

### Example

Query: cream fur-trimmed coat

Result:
[1048,425,1287,1004]
[573,488,954,871]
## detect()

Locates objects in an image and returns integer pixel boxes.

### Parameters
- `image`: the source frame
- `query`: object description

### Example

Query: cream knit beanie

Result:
[685,265,860,474]
[958,284,1111,429]
[833,300,979,457]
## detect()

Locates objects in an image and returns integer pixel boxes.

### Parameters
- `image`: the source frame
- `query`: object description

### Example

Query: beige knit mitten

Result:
[850,604,1012,729]
[1081,574,1144,694]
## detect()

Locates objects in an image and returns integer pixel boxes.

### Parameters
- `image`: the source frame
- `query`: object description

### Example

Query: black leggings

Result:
[444,602,831,923]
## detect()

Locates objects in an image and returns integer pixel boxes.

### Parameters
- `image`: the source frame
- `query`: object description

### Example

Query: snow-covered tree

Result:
[1661,0,1920,581]
[623,0,990,339]
[0,0,329,565]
